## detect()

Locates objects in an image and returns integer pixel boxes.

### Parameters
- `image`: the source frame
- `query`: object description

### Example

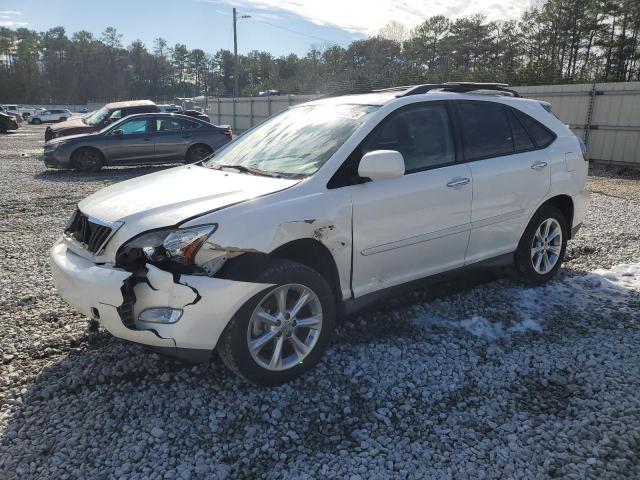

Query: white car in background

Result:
[29,109,72,124]
[2,104,39,119]
[50,82,590,385]
[158,104,184,113]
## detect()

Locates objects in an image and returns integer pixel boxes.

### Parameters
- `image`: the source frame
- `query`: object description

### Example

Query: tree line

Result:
[0,0,638,104]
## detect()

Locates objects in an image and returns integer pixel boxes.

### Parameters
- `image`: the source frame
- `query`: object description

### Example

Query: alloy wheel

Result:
[246,283,323,371]
[531,218,562,274]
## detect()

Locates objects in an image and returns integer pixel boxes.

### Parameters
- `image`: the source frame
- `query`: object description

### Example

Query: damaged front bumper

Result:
[50,239,271,358]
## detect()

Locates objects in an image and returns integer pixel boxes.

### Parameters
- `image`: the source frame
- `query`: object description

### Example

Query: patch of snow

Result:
[413,263,640,341]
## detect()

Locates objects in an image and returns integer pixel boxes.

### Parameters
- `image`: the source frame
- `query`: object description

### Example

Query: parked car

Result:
[0,112,19,133]
[1,104,38,119]
[45,100,160,141]
[258,89,281,96]
[158,104,184,113]
[29,109,72,125]
[50,83,590,385]
[42,113,232,171]
[7,111,24,125]
[182,109,211,123]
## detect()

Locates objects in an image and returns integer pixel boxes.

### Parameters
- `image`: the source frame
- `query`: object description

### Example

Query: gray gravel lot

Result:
[0,124,639,479]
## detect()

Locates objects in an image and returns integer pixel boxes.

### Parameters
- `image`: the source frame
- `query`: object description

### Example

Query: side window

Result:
[456,102,513,160]
[157,118,200,131]
[117,119,151,135]
[183,119,200,129]
[362,103,455,172]
[507,109,534,151]
[515,111,555,148]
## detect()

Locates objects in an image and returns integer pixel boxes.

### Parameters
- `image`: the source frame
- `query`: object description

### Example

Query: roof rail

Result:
[398,82,520,98]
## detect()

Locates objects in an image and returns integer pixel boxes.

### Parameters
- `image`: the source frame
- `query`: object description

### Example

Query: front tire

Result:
[217,259,335,386]
[32,118,42,125]
[514,205,567,284]
[72,147,104,172]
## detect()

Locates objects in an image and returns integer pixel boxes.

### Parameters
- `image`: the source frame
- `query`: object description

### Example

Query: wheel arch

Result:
[71,145,105,161]
[215,238,344,306]
[540,194,574,237]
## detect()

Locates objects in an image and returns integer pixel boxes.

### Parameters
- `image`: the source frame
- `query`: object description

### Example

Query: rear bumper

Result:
[50,239,271,353]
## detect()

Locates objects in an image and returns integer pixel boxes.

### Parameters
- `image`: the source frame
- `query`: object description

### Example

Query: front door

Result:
[350,102,473,297]
[104,118,156,163]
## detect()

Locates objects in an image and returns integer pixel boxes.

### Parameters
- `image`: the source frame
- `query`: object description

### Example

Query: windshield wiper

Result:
[213,164,252,174]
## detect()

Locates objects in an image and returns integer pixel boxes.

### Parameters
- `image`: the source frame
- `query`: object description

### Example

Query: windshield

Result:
[203,103,379,177]
[83,106,110,125]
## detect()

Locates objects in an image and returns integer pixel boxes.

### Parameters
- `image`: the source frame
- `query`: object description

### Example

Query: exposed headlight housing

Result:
[116,224,217,272]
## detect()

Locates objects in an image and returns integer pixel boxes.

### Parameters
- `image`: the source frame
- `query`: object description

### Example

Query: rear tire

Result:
[217,259,335,386]
[186,144,213,164]
[72,148,104,172]
[514,205,568,284]
[32,118,42,125]
[59,117,67,122]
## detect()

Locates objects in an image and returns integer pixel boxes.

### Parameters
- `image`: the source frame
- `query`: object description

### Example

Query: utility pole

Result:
[233,7,238,98]
[233,8,250,98]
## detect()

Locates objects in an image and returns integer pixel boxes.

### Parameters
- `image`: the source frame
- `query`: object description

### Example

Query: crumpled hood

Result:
[78,165,298,229]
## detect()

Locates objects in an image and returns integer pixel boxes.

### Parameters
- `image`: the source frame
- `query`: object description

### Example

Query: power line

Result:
[248,16,338,45]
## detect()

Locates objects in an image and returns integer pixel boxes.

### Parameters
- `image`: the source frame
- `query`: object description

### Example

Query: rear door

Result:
[452,101,552,264]
[154,117,200,161]
[103,118,156,163]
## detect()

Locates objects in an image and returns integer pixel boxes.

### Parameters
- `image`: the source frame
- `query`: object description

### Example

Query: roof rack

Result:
[398,82,520,98]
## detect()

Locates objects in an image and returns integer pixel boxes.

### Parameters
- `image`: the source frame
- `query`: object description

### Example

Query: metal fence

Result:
[202,95,315,131]
[514,82,640,168]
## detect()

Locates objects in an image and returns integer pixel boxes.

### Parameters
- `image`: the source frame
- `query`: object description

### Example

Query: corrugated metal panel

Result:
[516,82,640,167]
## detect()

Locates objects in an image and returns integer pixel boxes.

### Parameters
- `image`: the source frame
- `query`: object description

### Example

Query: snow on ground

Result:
[413,263,640,341]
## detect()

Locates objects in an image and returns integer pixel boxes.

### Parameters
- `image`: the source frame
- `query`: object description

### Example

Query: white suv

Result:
[29,109,71,124]
[50,83,590,385]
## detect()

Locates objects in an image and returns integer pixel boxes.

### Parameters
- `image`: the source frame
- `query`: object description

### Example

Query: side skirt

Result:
[340,252,514,316]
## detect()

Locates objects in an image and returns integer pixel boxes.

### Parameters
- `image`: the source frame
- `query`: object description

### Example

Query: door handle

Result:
[531,161,548,170]
[143,137,151,141]
[446,178,471,188]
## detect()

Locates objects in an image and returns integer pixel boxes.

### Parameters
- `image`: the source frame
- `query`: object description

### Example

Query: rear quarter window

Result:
[514,110,556,148]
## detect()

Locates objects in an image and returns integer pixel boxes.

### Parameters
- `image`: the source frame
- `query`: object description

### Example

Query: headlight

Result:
[45,139,70,150]
[116,224,217,272]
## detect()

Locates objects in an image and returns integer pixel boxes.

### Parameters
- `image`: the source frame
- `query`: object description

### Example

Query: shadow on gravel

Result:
[34,164,175,183]
[336,267,505,345]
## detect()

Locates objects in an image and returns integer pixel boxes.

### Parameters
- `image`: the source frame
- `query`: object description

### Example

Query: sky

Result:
[0,0,531,57]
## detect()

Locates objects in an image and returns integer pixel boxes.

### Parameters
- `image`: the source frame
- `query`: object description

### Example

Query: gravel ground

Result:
[0,125,639,479]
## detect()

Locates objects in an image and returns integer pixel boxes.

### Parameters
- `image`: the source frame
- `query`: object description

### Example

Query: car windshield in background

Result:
[203,104,379,178]
[83,106,109,125]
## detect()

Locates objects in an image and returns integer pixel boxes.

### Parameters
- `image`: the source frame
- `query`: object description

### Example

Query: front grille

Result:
[65,210,113,254]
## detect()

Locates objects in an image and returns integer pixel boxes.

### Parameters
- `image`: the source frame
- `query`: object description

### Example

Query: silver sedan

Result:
[42,113,232,171]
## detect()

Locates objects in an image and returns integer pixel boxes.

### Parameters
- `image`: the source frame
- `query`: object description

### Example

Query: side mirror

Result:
[112,128,124,136]
[358,150,405,181]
